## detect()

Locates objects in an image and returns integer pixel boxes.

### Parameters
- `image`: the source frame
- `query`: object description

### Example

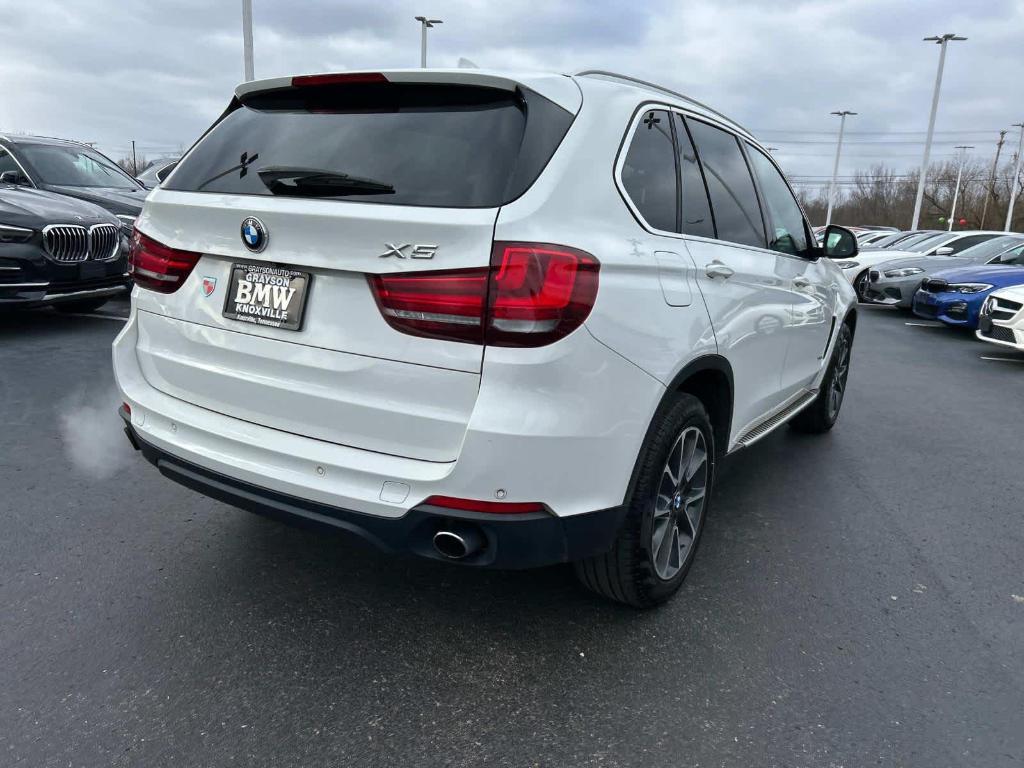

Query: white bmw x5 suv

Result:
[113,69,858,607]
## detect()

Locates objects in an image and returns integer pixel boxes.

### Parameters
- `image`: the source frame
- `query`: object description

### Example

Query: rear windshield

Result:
[166,82,574,208]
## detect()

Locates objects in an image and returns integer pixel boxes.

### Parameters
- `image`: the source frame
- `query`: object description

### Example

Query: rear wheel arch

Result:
[621,355,734,507]
[668,356,734,459]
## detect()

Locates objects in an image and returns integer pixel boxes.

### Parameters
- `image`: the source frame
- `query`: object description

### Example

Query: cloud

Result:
[1,0,1022,183]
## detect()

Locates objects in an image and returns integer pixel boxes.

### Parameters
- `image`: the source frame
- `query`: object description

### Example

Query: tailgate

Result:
[129,75,577,461]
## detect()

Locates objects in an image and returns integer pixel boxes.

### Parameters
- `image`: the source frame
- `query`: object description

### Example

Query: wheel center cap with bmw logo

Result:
[241,216,268,253]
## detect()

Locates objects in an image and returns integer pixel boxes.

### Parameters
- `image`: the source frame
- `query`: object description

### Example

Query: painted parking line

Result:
[980,355,1024,363]
[904,321,944,328]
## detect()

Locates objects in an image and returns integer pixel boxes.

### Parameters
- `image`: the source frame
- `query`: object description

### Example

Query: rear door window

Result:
[620,109,678,233]
[686,119,766,249]
[166,83,574,208]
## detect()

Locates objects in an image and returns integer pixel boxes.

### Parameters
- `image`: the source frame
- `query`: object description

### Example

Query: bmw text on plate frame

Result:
[240,216,268,253]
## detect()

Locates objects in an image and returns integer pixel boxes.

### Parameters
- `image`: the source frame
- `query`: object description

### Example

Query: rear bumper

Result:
[122,415,625,569]
[114,304,662,521]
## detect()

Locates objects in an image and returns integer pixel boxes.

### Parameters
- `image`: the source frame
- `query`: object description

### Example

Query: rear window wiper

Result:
[257,166,395,197]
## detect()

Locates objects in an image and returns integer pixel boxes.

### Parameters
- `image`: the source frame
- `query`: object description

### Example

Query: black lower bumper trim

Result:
[125,425,625,570]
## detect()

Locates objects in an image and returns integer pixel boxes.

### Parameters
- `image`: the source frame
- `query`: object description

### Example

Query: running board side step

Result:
[734,389,818,448]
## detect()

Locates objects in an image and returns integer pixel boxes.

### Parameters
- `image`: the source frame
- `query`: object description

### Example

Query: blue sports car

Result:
[912,248,1024,328]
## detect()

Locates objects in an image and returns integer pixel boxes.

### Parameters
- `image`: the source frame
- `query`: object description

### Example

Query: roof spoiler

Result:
[234,69,583,114]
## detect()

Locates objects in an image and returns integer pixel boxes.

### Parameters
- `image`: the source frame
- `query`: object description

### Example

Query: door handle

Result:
[793,276,812,289]
[705,262,735,279]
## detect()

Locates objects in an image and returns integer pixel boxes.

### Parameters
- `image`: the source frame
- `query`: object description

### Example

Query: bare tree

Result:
[801,158,1023,231]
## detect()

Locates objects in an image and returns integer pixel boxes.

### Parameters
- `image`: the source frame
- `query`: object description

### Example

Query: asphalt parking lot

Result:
[1,297,1022,767]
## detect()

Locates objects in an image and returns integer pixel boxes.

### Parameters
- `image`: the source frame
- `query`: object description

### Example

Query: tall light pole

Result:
[1005,122,1024,232]
[980,130,1007,229]
[415,16,443,68]
[241,0,254,82]
[910,33,966,230]
[947,145,974,231]
[825,110,856,226]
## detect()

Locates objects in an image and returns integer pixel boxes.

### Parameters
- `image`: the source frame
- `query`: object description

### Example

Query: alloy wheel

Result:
[651,426,708,581]
[828,332,851,419]
[855,271,871,302]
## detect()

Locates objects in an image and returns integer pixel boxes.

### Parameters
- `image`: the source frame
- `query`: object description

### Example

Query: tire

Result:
[574,393,715,608]
[853,270,871,303]
[53,298,109,314]
[789,322,853,434]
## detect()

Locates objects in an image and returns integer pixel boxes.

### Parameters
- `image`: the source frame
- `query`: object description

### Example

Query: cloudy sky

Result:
[2,0,1022,189]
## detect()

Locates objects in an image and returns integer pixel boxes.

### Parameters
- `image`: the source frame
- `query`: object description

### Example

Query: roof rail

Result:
[573,70,752,137]
[0,132,90,147]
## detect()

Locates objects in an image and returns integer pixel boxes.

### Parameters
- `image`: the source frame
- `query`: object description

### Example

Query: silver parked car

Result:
[866,234,1024,307]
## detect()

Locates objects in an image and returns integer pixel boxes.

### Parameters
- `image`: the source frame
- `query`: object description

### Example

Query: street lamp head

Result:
[923,33,966,43]
[830,110,857,117]
[415,16,443,27]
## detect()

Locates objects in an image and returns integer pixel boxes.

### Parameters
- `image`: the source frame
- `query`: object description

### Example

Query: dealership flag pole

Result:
[948,145,973,231]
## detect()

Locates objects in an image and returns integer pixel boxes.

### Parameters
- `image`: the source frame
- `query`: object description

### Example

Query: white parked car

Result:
[832,230,1007,301]
[977,285,1024,351]
[113,69,858,606]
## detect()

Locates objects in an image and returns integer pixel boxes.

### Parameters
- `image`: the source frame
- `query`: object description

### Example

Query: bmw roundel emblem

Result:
[240,216,268,253]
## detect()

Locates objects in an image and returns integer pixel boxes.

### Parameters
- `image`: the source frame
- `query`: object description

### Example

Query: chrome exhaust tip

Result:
[432,525,484,560]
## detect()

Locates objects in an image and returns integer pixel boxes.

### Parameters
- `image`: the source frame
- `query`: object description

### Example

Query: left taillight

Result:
[128,229,201,294]
[368,242,599,347]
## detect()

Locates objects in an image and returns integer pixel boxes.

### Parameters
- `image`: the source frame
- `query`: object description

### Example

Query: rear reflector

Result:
[292,72,389,87]
[128,230,201,294]
[422,495,547,515]
[368,242,599,347]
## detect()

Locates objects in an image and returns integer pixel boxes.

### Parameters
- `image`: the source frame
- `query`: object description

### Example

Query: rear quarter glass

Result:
[165,83,575,208]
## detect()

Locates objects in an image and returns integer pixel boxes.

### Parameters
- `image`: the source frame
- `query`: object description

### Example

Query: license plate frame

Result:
[222,263,311,332]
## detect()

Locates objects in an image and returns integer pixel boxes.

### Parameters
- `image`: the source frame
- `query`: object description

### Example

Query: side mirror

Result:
[822,225,858,259]
[0,170,28,185]
[155,162,178,183]
[934,246,954,256]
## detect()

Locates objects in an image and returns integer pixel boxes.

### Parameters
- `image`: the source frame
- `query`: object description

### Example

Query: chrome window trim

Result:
[613,101,809,262]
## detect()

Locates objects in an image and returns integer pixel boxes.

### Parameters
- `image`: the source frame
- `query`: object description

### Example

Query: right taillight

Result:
[368,242,599,347]
[128,229,201,294]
